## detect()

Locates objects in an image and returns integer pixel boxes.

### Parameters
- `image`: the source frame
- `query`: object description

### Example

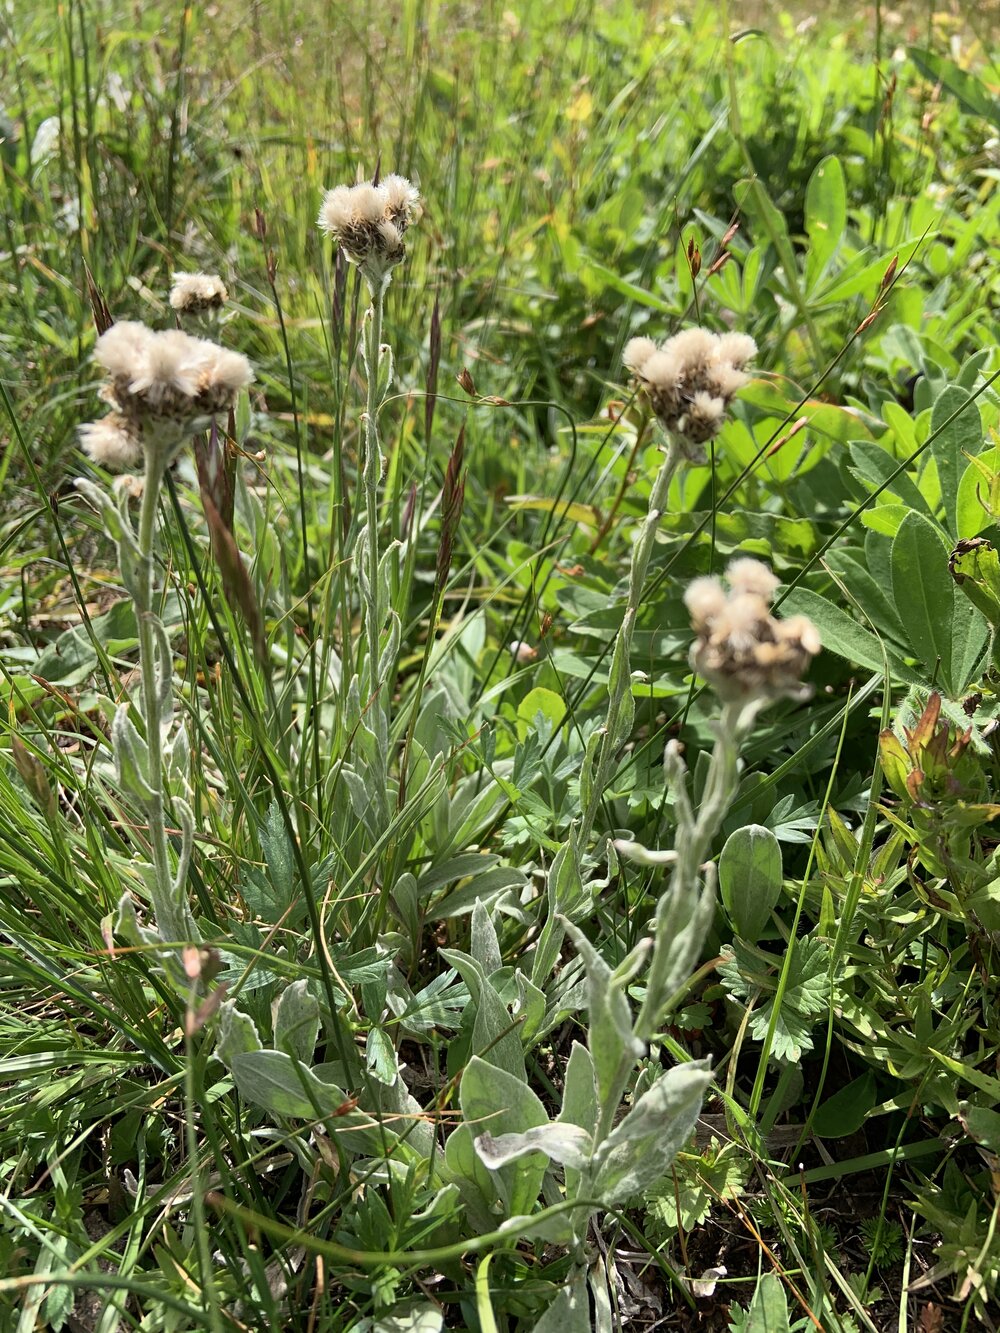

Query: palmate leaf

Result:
[643,1139,746,1233]
[719,937,830,1063]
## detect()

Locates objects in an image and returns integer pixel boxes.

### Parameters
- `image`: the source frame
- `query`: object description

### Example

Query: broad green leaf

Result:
[779,587,920,684]
[949,538,1000,627]
[958,1104,1000,1152]
[470,898,503,976]
[848,439,933,516]
[891,510,986,696]
[558,1040,599,1197]
[372,1307,443,1333]
[813,237,926,305]
[517,686,567,740]
[739,379,874,443]
[365,1028,398,1084]
[930,385,984,535]
[812,1072,877,1138]
[823,549,908,648]
[718,824,783,943]
[562,921,643,1118]
[741,1273,791,1333]
[533,1273,591,1333]
[910,48,1000,128]
[260,798,295,902]
[215,1002,262,1064]
[859,502,909,538]
[956,445,1000,539]
[440,948,525,1080]
[442,1123,497,1234]
[475,1121,591,1171]
[805,155,846,288]
[505,494,600,527]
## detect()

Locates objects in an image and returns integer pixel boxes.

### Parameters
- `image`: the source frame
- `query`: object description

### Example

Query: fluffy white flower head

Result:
[685,557,820,705]
[89,321,254,459]
[79,415,141,470]
[317,172,421,279]
[169,272,228,315]
[622,323,757,459]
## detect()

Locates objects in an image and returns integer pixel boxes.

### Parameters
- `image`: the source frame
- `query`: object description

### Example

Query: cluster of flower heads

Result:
[80,321,253,469]
[317,174,420,277]
[169,272,228,316]
[684,558,820,704]
[623,328,756,455]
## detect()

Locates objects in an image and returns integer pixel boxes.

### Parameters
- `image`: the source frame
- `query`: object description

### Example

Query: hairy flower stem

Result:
[633,697,754,1040]
[361,285,387,747]
[580,435,682,844]
[135,450,196,944]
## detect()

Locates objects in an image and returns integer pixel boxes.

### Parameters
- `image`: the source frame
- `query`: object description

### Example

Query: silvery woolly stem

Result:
[580,433,682,843]
[361,280,388,758]
[634,696,753,1039]
[135,446,197,944]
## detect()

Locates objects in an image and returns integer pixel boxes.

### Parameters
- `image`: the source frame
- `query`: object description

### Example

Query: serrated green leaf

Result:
[719,938,829,1063]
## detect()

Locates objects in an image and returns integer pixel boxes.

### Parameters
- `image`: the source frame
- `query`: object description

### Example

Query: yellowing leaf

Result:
[566,90,593,122]
[505,495,600,527]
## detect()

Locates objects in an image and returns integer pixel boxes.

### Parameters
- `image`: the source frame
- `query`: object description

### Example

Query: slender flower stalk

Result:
[579,435,682,842]
[134,445,192,945]
[77,320,252,961]
[630,558,821,1037]
[579,326,758,845]
[362,287,385,709]
[317,173,420,829]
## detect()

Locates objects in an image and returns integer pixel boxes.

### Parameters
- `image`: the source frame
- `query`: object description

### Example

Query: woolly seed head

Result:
[716,331,757,369]
[683,576,727,632]
[377,219,405,263]
[686,559,820,705]
[623,336,658,375]
[640,349,682,392]
[780,614,822,657]
[169,272,228,315]
[93,322,253,439]
[317,185,356,236]
[351,181,389,225]
[317,174,420,277]
[79,415,141,470]
[663,327,718,371]
[704,361,749,398]
[683,391,726,444]
[621,323,756,457]
[380,173,421,228]
[93,321,155,380]
[726,557,779,601]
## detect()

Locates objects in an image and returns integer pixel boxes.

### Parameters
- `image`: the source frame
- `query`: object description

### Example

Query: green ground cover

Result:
[2,1,1000,1329]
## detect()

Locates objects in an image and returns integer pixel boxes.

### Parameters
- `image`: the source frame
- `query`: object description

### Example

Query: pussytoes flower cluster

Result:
[169,272,228,315]
[317,174,420,278]
[683,557,820,704]
[623,327,756,458]
[80,321,253,468]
